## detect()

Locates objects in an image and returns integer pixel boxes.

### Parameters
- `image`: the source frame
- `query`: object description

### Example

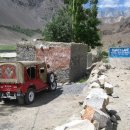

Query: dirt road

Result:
[0,83,86,130]
[105,67,130,130]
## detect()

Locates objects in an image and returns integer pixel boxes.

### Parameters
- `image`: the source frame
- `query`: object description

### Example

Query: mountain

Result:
[0,0,64,44]
[0,0,64,29]
[98,7,130,24]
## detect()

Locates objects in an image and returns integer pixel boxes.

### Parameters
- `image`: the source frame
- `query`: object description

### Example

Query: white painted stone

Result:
[104,82,114,95]
[98,75,108,86]
[54,120,96,130]
[83,96,107,111]
[89,82,100,88]
[86,88,109,106]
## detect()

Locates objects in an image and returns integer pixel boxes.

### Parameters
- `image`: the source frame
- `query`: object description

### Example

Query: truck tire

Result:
[25,88,35,105]
[49,80,57,91]
[48,72,55,84]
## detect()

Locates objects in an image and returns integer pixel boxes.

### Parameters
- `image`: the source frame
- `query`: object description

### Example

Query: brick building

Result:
[17,41,88,82]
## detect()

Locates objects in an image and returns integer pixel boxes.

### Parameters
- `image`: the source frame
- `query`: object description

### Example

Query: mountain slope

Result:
[0,0,64,29]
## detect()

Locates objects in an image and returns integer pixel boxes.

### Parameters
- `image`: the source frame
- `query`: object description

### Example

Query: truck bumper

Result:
[1,92,24,100]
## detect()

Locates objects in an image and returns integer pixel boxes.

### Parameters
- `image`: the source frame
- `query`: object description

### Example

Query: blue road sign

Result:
[109,48,130,58]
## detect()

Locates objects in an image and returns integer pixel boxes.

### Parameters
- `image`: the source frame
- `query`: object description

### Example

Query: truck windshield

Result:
[0,64,16,79]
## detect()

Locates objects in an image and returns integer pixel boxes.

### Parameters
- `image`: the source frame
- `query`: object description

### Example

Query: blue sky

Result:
[98,0,130,8]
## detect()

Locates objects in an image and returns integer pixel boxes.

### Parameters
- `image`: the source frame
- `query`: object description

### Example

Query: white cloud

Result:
[124,0,130,7]
[98,0,130,8]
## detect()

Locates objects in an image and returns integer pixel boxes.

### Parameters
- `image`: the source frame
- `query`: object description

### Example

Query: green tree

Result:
[65,0,101,48]
[43,0,101,48]
[43,8,72,42]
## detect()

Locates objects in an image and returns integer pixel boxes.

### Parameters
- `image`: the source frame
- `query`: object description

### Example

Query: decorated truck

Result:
[0,61,57,104]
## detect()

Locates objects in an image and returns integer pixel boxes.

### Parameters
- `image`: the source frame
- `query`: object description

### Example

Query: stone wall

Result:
[70,44,87,81]
[87,52,92,68]
[16,41,88,82]
[17,42,36,61]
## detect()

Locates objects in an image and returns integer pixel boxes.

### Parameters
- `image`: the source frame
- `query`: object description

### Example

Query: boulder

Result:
[104,82,114,95]
[89,74,99,84]
[85,88,109,106]
[103,63,111,70]
[89,82,100,88]
[54,119,96,130]
[91,69,99,75]
[110,115,117,123]
[99,65,107,73]
[81,106,110,129]
[98,75,108,86]
[83,96,107,111]
[93,120,99,130]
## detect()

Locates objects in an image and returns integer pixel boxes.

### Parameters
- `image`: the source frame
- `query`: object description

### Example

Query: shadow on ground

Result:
[0,87,63,116]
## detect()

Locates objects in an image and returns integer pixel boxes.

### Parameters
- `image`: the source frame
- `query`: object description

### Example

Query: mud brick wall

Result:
[16,41,88,82]
[36,46,71,70]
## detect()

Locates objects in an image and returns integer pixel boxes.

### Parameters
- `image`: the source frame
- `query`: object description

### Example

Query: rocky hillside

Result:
[0,0,64,44]
[98,7,130,24]
[0,0,64,29]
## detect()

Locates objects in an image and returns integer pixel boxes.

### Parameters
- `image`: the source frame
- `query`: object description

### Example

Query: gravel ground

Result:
[0,82,87,130]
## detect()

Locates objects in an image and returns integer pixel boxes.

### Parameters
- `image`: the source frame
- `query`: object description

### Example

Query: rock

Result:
[93,120,99,130]
[112,93,119,98]
[85,88,109,106]
[115,84,120,88]
[91,69,99,75]
[89,74,99,84]
[83,96,107,111]
[81,106,110,129]
[78,101,84,106]
[89,82,100,88]
[104,82,114,95]
[57,83,63,87]
[98,75,108,86]
[115,114,121,121]
[54,120,96,130]
[110,115,117,123]
[99,65,107,73]
[107,110,117,117]
[105,120,113,130]
[103,63,111,70]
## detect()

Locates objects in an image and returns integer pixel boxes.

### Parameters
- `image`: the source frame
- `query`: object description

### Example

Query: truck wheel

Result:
[25,88,35,105]
[48,80,57,91]
[48,72,55,84]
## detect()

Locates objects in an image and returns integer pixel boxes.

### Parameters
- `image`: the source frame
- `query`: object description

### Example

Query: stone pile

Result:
[81,63,120,130]
[54,63,120,130]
